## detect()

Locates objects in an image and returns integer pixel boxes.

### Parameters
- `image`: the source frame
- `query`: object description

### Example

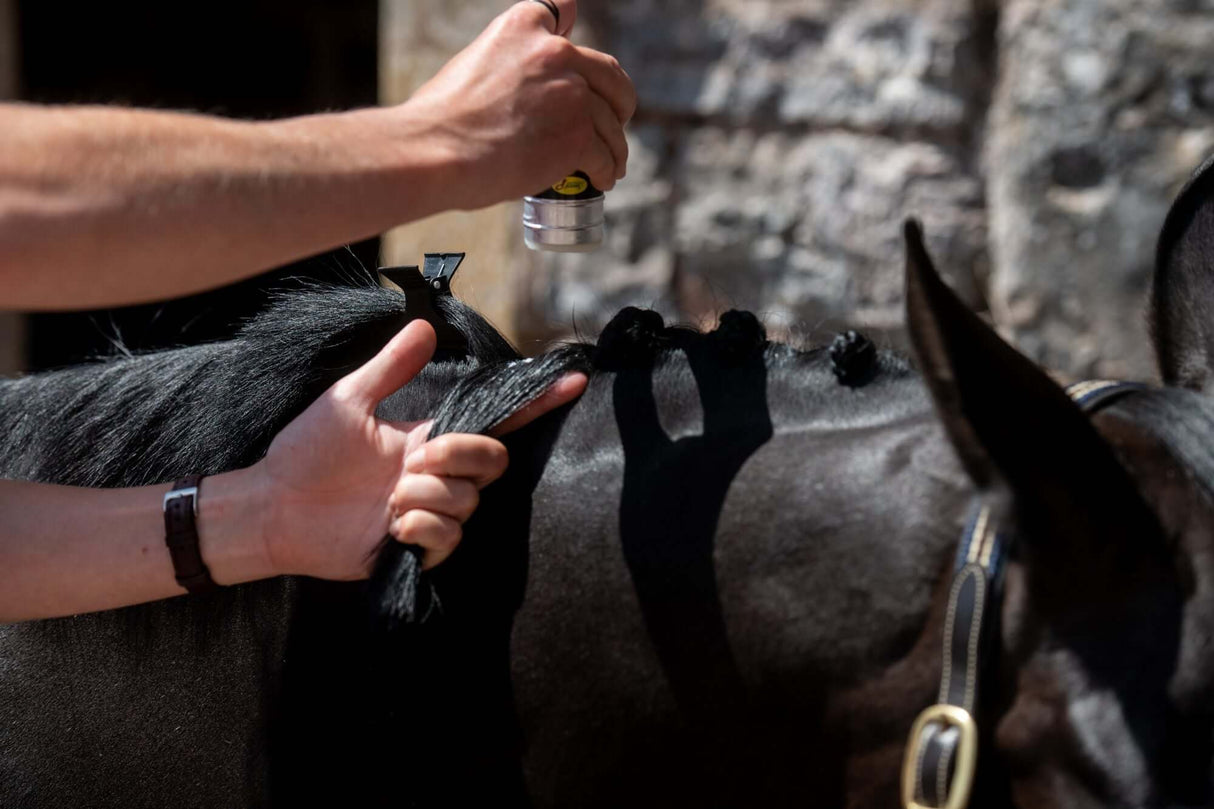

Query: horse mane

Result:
[0,266,839,492]
[373,305,789,622]
[0,276,518,490]
[0,275,871,625]
[427,307,773,432]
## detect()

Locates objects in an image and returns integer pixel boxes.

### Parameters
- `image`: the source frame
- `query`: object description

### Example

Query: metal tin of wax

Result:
[523,171,604,253]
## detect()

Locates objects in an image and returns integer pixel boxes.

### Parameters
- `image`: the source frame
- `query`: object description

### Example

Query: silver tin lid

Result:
[522,194,604,253]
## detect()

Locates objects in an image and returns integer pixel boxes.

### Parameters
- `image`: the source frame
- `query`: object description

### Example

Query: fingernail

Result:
[558,371,588,393]
[405,446,426,473]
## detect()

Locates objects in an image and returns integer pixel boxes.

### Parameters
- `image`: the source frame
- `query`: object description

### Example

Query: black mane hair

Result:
[0,278,521,490]
[0,278,849,624]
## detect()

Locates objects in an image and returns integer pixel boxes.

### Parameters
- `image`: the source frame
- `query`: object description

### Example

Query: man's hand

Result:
[255,319,587,579]
[0,1,636,308]
[396,0,637,209]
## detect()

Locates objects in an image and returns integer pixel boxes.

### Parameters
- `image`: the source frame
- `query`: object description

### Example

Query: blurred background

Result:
[3,0,1214,382]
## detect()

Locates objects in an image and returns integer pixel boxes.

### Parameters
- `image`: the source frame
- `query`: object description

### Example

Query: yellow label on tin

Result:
[552,176,589,195]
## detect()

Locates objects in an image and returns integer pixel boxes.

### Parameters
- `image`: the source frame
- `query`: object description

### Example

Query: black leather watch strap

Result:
[163,475,219,594]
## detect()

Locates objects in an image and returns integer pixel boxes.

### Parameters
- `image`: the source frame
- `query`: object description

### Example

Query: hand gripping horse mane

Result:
[6,156,1214,808]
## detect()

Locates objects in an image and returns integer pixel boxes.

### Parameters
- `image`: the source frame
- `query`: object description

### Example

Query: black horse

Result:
[5,155,1214,808]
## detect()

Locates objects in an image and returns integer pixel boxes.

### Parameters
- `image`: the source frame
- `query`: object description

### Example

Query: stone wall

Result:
[988,0,1214,379]
[383,0,1214,380]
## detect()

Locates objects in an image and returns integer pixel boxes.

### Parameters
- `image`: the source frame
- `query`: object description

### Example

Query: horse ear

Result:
[903,220,1158,543]
[1152,153,1214,391]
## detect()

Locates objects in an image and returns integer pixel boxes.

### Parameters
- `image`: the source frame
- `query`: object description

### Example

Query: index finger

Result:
[491,372,588,436]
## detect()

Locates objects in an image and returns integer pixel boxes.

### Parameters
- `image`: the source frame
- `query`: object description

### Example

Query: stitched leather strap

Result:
[1065,379,1146,412]
[163,475,219,594]
[910,562,989,807]
[904,505,1000,808]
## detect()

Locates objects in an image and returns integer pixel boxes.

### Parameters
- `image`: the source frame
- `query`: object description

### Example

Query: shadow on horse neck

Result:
[8,163,1214,806]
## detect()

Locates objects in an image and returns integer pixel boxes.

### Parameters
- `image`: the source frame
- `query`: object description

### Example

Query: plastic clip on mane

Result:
[421,252,464,295]
[377,253,467,355]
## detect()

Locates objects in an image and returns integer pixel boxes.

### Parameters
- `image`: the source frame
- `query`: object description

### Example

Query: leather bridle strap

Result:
[1065,379,1146,413]
[902,504,1003,809]
[901,378,1145,809]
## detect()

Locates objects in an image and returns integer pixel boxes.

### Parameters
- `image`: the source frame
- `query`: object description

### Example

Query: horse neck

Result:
[500,347,978,805]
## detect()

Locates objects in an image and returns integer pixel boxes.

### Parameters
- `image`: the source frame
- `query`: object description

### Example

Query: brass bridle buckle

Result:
[901,704,978,809]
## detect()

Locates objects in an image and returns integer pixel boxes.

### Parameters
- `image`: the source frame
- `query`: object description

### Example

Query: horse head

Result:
[903,154,1214,806]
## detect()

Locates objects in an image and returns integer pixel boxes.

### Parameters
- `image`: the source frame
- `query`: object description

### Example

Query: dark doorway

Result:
[17,0,380,369]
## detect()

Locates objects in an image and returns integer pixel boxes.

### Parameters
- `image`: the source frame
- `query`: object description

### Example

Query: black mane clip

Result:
[377,252,468,355]
[421,252,464,295]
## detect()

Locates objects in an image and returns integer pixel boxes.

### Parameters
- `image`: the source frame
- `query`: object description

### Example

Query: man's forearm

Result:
[0,0,637,312]
[0,469,274,622]
[0,102,457,310]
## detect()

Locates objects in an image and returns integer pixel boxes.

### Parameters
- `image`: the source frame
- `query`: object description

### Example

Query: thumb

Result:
[341,319,437,409]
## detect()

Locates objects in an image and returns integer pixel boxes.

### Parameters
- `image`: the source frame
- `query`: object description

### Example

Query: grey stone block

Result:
[988,0,1214,379]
